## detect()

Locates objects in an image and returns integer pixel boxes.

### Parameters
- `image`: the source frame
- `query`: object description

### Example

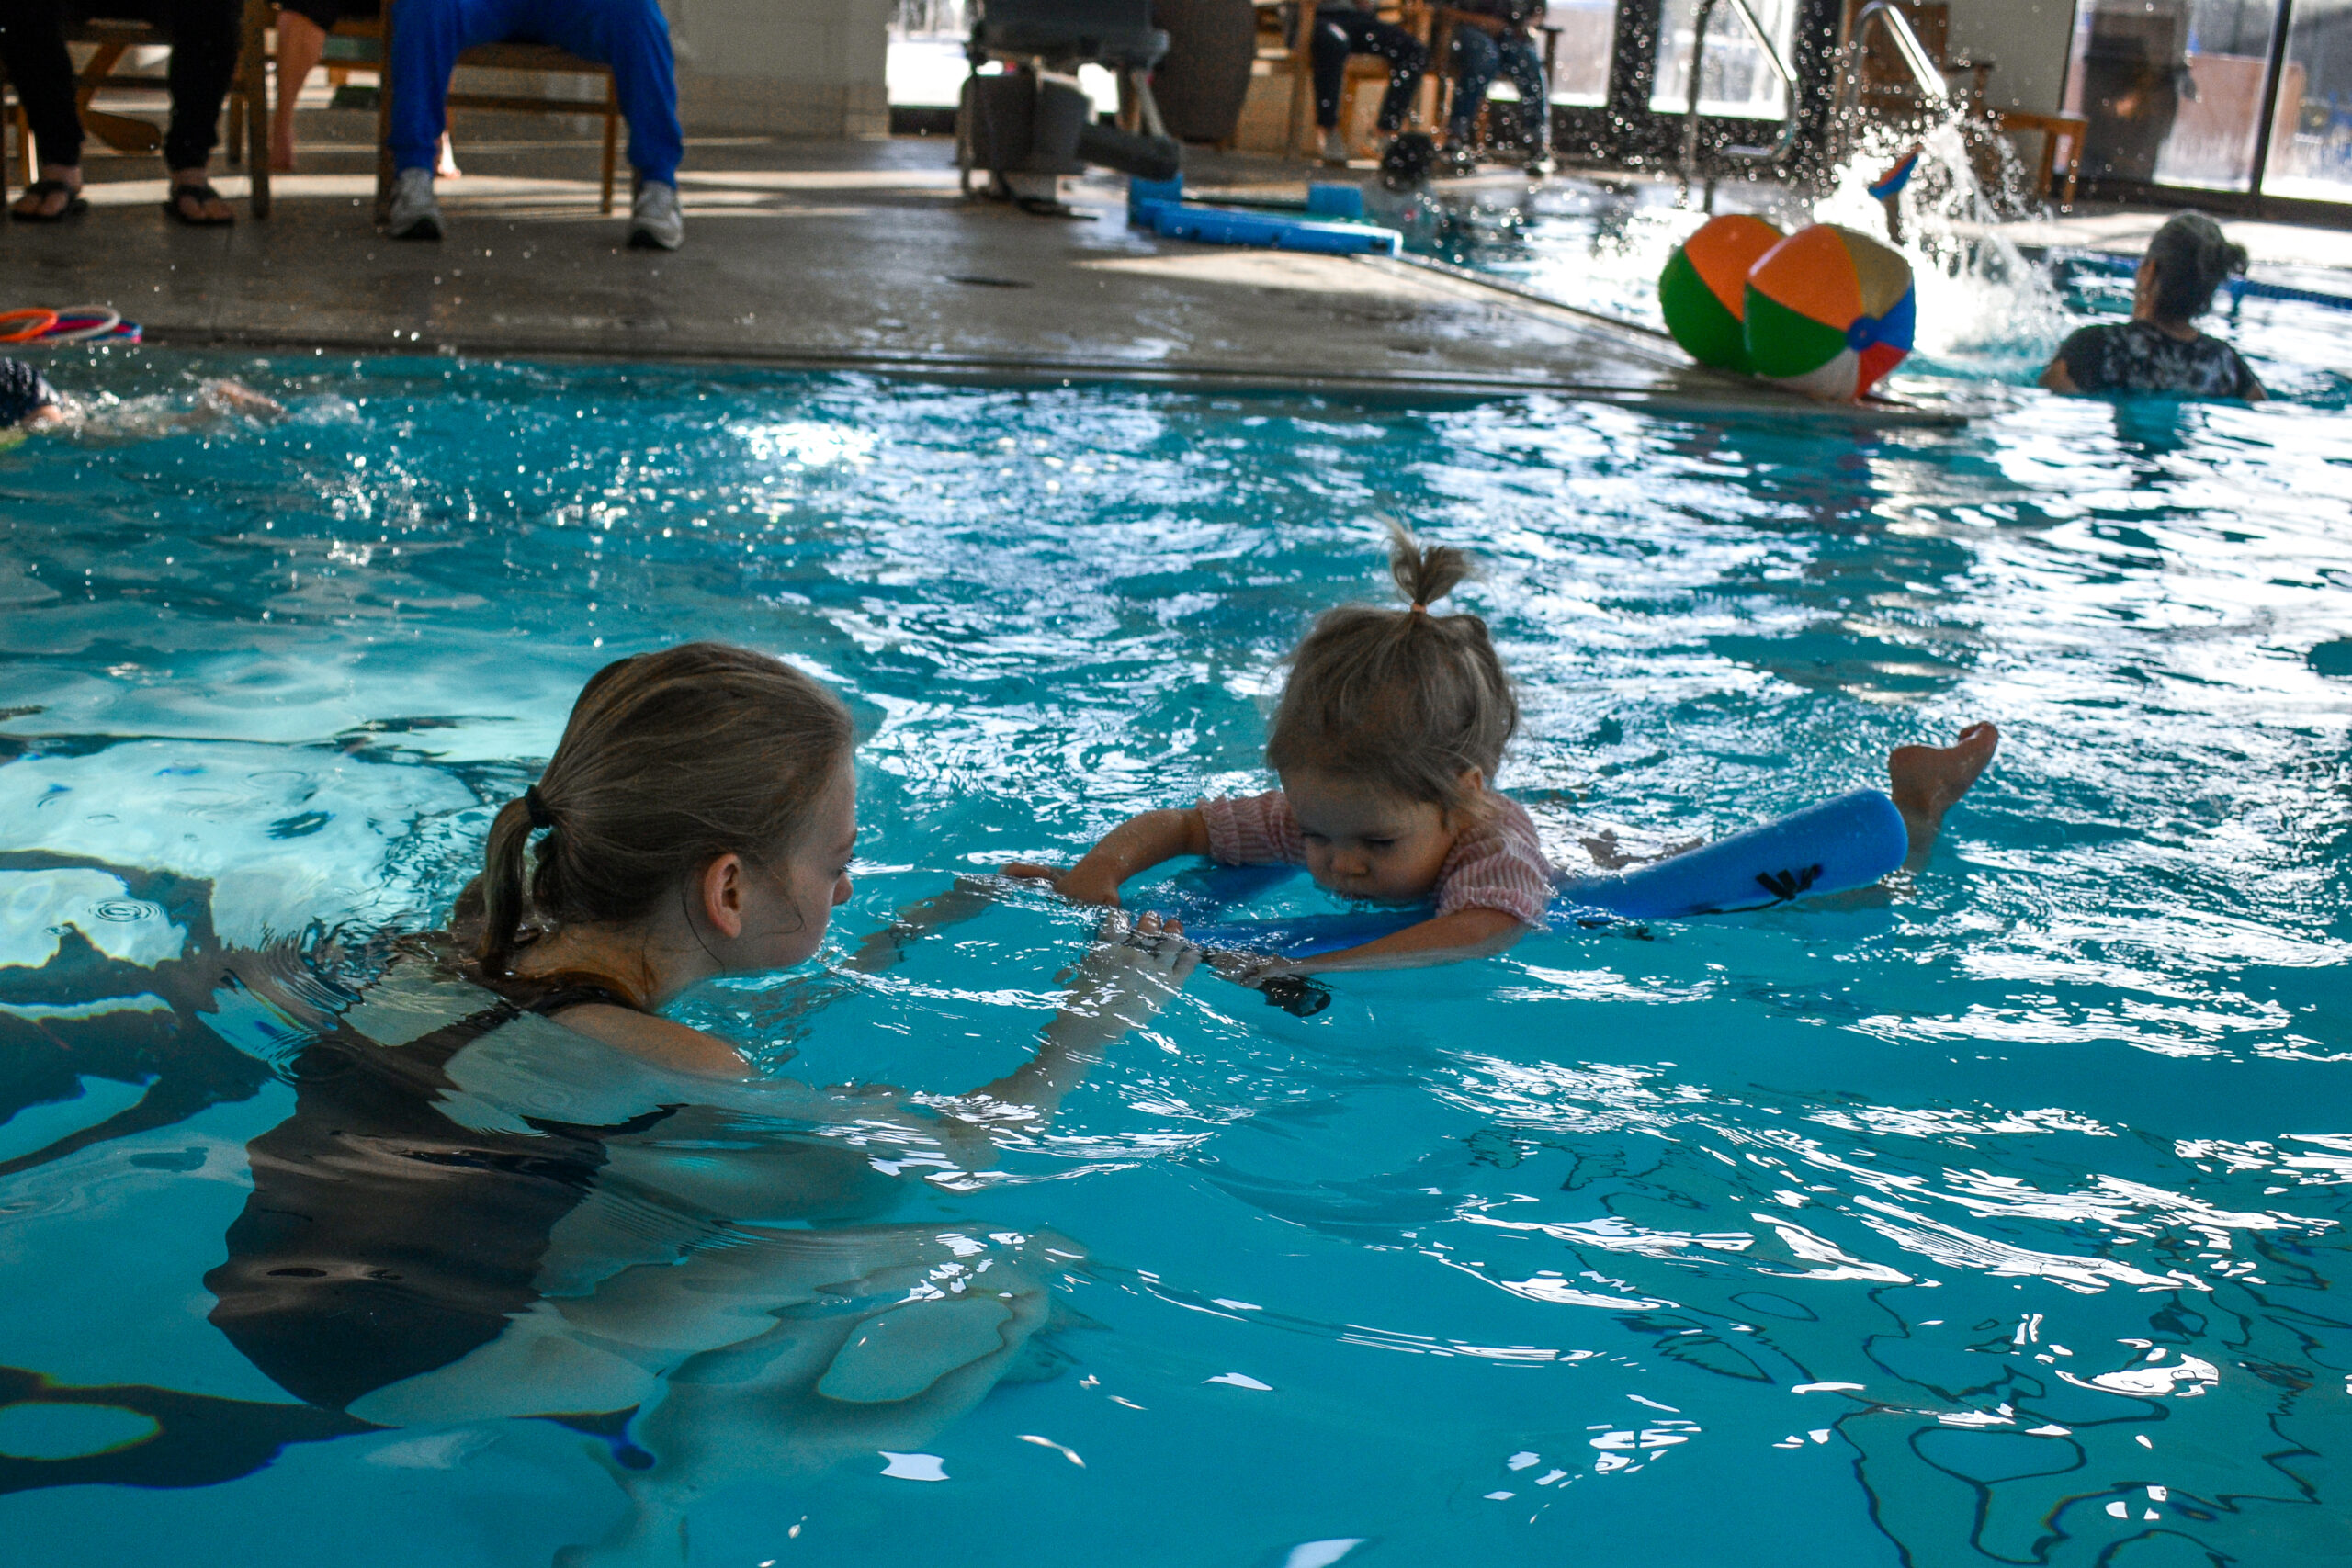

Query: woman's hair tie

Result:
[1409,602,1429,615]
[523,784,556,830]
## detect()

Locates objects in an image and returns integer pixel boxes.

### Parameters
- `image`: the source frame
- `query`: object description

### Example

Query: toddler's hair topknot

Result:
[1265,525,1518,817]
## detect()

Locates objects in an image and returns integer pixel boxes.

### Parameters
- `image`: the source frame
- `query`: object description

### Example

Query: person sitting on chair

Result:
[382,0,684,250]
[1442,0,1551,175]
[1309,0,1431,166]
[2039,212,2265,401]
[269,0,457,177]
[0,0,244,225]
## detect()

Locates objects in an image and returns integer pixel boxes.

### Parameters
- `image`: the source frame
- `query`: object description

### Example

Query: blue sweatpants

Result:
[390,0,682,184]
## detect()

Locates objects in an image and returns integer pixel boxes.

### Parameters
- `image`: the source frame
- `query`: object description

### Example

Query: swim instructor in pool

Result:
[2039,212,2265,401]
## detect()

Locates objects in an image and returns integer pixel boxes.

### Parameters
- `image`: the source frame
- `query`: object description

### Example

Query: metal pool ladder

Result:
[1677,0,1952,197]
[1826,1,1951,170]
[1677,0,1801,195]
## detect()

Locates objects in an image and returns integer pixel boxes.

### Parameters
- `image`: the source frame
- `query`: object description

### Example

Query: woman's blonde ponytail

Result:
[473,795,539,976]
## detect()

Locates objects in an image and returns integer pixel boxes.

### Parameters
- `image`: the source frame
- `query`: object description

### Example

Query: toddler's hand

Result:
[1004,860,1124,907]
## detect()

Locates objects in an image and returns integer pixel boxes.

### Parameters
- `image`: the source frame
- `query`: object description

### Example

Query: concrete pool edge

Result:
[130,321,1984,427]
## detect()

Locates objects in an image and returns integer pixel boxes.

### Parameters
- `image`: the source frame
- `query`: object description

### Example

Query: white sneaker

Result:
[385,167,442,241]
[628,180,683,251]
[1320,128,1351,165]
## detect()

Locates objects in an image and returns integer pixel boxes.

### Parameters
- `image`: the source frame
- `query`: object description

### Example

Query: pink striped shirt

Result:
[1197,789,1555,926]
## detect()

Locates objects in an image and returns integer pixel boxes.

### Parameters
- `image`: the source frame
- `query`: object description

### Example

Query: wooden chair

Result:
[4,5,270,213]
[1261,0,1437,160]
[1989,108,2086,205]
[232,0,618,220]
[1422,10,1561,159]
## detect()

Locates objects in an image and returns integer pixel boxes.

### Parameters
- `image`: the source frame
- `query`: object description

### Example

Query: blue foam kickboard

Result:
[1130,195,1401,258]
[1306,182,1365,220]
[1166,788,1912,957]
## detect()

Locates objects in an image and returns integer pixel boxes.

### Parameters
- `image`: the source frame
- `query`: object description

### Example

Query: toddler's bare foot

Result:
[1889,722,1998,863]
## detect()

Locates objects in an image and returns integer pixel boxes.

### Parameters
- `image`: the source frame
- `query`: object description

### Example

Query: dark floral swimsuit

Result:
[2055,321,2265,400]
[0,358,60,426]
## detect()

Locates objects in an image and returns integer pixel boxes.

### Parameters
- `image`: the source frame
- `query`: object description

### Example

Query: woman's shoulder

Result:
[2192,333,2266,398]
[436,931,756,1081]
[2054,319,2131,372]
[537,1002,754,1080]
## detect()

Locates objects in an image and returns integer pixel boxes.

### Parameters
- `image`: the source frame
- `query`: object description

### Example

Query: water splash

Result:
[1811,114,2073,377]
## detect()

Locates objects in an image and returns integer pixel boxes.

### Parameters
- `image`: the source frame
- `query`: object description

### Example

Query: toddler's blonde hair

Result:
[1266,525,1518,818]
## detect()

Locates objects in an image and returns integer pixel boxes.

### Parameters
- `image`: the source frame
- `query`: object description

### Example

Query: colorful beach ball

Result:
[1657,214,1784,374]
[1743,223,1916,401]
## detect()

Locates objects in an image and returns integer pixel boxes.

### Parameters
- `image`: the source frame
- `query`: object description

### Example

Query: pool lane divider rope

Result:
[2041,247,2352,312]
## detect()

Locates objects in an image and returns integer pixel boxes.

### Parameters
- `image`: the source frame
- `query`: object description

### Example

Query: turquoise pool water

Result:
[1,350,2349,1566]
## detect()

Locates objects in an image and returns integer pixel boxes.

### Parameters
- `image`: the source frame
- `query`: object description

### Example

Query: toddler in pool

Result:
[1011,527,1998,976]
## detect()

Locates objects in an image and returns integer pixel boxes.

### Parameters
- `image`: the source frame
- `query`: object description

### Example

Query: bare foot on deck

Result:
[1889,722,1998,864]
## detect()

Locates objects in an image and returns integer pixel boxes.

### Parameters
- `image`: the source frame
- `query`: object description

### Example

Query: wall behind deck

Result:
[664,0,891,138]
[1943,0,2080,114]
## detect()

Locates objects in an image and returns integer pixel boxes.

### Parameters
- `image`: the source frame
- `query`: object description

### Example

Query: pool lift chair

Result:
[959,0,1183,214]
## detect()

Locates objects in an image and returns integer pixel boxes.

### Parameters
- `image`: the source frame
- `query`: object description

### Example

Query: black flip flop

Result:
[163,182,234,227]
[8,180,89,223]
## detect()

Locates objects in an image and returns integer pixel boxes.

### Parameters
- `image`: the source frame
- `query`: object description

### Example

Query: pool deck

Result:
[1,133,1988,424]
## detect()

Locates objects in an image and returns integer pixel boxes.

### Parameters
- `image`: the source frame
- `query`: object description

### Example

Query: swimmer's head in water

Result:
[0,358,61,429]
[1266,524,1519,831]
[2143,212,2248,324]
[467,641,856,977]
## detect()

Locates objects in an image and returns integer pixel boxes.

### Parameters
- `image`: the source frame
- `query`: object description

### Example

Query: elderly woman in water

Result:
[2039,212,2266,401]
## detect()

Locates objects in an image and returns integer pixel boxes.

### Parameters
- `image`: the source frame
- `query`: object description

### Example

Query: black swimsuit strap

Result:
[521,980,639,1016]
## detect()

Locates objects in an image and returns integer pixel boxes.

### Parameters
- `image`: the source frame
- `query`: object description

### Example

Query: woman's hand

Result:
[1061,912,1199,1034]
[959,912,1201,1122]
